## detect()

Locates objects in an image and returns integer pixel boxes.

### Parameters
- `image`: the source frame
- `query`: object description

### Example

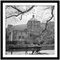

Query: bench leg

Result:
[11,51,13,55]
[32,50,35,54]
[25,49,28,54]
[25,50,28,54]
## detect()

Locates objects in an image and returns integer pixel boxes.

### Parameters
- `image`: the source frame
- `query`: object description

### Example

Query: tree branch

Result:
[6,13,21,19]
[40,6,54,37]
[22,5,35,13]
[20,14,23,20]
[6,5,35,19]
[10,6,23,13]
[44,6,54,30]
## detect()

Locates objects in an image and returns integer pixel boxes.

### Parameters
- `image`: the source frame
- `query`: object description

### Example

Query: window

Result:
[22,36,24,39]
[19,36,21,39]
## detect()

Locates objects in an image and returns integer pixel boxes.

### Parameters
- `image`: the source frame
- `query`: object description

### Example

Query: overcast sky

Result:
[5,5,55,28]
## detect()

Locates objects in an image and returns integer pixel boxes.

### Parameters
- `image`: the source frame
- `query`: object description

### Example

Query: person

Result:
[31,44,41,54]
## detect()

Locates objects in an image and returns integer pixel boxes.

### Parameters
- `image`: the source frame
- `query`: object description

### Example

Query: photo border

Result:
[1,1,59,59]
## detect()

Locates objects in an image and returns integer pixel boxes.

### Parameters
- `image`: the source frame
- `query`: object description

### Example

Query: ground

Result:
[6,50,54,55]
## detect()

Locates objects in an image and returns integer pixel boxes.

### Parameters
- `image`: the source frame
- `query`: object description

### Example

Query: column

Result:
[11,31,13,41]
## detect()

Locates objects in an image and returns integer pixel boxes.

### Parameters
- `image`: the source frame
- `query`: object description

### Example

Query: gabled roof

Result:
[7,24,27,32]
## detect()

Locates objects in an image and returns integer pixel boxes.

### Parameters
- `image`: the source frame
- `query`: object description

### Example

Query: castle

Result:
[6,15,42,41]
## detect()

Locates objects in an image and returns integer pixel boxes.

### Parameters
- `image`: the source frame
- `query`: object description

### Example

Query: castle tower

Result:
[27,15,41,35]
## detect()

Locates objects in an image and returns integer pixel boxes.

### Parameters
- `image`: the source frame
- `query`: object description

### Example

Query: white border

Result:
[3,3,57,57]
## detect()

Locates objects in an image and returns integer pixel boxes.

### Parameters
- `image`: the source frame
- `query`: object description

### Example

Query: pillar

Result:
[11,31,13,41]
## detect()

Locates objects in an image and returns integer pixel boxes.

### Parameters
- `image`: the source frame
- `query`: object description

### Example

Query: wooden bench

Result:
[8,44,54,54]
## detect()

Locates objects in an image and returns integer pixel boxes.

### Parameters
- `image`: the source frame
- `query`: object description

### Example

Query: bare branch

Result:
[44,6,54,30]
[10,6,23,13]
[20,14,23,20]
[40,6,54,37]
[6,5,35,19]
[22,5,35,13]
[6,15,18,19]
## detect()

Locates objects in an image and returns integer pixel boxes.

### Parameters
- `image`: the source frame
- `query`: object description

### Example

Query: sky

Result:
[5,5,55,28]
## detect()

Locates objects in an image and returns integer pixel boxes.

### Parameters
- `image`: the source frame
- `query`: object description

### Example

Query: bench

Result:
[8,46,42,54]
[8,44,54,54]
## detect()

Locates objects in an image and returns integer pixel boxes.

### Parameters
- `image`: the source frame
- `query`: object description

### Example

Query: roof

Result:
[8,24,27,32]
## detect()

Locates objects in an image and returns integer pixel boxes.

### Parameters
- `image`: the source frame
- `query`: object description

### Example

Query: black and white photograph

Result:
[2,2,58,58]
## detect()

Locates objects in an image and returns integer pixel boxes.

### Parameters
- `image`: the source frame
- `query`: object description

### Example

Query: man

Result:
[31,44,41,54]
